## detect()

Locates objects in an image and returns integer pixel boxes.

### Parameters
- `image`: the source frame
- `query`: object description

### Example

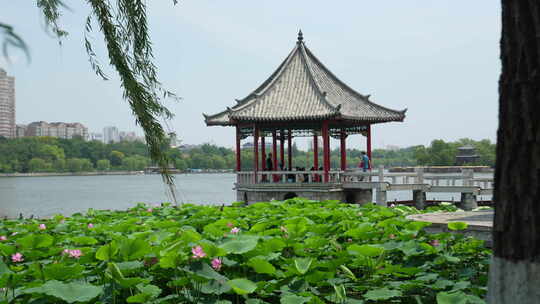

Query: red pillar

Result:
[235,126,241,172]
[313,134,319,169]
[322,121,329,182]
[280,131,285,169]
[261,135,266,171]
[367,125,372,169]
[272,131,277,170]
[340,130,347,171]
[287,129,292,170]
[253,126,259,183]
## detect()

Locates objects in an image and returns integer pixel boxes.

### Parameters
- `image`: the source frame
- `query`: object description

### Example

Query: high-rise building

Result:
[90,132,103,142]
[26,121,88,140]
[16,124,27,138]
[0,68,15,138]
[103,126,120,143]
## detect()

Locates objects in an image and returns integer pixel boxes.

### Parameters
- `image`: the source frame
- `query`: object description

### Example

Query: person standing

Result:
[358,151,371,181]
[266,153,273,171]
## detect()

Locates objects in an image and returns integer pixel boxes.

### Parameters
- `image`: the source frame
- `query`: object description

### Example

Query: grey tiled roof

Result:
[204,34,406,126]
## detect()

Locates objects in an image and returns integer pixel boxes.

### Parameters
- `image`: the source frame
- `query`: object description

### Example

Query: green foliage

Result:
[0,137,151,173]
[0,200,490,303]
[96,159,111,171]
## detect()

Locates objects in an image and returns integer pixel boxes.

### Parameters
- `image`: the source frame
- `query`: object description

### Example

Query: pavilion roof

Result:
[204,31,406,126]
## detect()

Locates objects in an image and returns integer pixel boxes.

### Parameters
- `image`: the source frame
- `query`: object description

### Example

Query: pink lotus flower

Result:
[69,249,83,259]
[211,258,222,271]
[390,204,396,208]
[62,249,70,255]
[430,239,440,246]
[39,224,46,230]
[87,223,94,229]
[11,253,23,263]
[347,238,353,243]
[226,222,234,228]
[280,226,288,233]
[147,208,153,213]
[230,227,240,234]
[0,236,7,241]
[192,246,206,259]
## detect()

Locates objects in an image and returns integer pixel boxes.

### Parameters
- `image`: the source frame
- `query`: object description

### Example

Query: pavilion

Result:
[204,31,406,202]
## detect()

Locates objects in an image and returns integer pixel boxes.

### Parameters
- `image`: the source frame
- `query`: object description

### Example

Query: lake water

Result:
[0,173,491,218]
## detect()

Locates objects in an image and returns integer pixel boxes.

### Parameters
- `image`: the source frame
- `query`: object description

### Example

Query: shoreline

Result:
[0,170,235,178]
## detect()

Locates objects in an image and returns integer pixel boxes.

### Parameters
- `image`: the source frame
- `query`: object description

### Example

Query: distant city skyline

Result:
[2,2,501,150]
[0,68,15,138]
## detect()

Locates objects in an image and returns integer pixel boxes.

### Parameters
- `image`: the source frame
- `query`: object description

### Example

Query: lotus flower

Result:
[211,258,222,271]
[226,222,234,228]
[389,234,396,239]
[147,208,153,213]
[230,227,240,234]
[192,246,206,259]
[87,223,94,229]
[11,253,23,263]
[280,226,288,233]
[0,236,7,241]
[39,224,46,230]
[430,239,440,246]
[69,249,83,259]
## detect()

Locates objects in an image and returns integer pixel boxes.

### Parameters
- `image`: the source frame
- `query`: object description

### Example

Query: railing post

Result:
[462,169,473,186]
[378,165,384,183]
[416,167,424,184]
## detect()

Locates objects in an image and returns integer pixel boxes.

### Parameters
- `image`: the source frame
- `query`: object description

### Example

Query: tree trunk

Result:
[488,1,540,303]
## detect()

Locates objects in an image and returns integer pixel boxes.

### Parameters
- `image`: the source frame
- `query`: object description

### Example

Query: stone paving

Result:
[407,210,494,246]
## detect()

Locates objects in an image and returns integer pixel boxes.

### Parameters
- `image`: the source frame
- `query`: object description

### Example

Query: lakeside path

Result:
[407,210,494,247]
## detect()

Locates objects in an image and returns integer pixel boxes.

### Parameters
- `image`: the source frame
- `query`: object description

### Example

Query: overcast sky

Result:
[2,1,501,150]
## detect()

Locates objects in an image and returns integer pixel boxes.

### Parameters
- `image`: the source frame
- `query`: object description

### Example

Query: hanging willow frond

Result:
[32,0,181,200]
[0,23,30,62]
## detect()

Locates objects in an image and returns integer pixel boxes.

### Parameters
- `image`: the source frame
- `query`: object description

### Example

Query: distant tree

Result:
[53,159,66,172]
[66,158,85,172]
[175,158,187,171]
[110,150,125,167]
[122,156,148,171]
[28,158,50,172]
[97,159,111,171]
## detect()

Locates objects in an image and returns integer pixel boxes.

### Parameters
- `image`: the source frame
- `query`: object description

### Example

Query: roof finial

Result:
[297,29,303,43]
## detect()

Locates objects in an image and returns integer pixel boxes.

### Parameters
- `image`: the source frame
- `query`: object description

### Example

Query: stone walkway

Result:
[407,210,494,246]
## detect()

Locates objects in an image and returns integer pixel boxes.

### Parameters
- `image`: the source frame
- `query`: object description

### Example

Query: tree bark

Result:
[488,1,540,303]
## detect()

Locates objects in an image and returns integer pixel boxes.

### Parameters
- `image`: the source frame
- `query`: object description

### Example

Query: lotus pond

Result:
[0,199,490,303]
